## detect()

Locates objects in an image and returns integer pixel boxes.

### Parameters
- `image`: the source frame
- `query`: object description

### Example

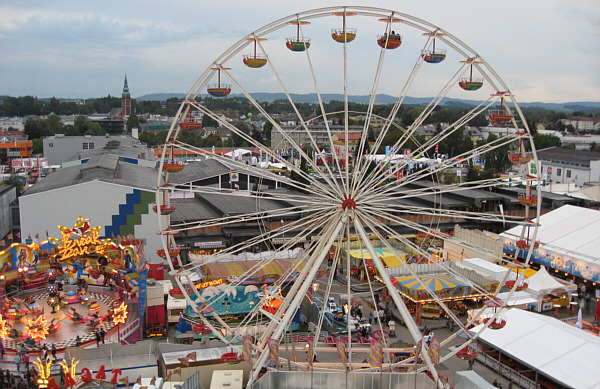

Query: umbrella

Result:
[576,308,583,329]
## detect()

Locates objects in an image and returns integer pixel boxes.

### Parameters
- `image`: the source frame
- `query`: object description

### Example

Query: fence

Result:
[476,349,537,389]
[254,371,436,389]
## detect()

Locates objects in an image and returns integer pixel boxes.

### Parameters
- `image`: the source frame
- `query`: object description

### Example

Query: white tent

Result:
[472,308,600,389]
[460,258,516,282]
[224,148,252,159]
[453,371,496,389]
[525,266,576,311]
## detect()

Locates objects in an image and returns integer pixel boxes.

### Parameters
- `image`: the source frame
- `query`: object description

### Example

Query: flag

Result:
[267,338,278,366]
[186,352,196,362]
[119,377,129,387]
[134,376,142,385]
[46,230,49,238]
[369,339,383,367]
[165,372,172,382]
[35,233,39,239]
[243,335,253,364]
[149,376,156,386]
[173,367,182,376]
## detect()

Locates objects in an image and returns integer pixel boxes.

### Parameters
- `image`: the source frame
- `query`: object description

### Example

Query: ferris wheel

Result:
[156,6,541,387]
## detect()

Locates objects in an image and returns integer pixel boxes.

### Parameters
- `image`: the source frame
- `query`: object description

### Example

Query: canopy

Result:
[201,259,308,283]
[395,273,470,301]
[472,308,600,389]
[345,248,403,268]
[526,266,576,296]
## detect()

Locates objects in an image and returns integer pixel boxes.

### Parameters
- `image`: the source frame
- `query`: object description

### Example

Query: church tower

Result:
[121,73,131,118]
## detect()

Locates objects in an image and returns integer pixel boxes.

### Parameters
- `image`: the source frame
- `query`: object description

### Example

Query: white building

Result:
[0,117,24,131]
[536,147,600,186]
[19,144,166,264]
[43,134,144,166]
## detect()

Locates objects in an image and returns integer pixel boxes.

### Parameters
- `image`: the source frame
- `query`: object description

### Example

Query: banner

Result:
[428,337,440,366]
[267,338,278,366]
[335,339,347,367]
[243,336,253,364]
[138,266,149,322]
[369,339,383,367]
[307,341,314,367]
[416,302,422,324]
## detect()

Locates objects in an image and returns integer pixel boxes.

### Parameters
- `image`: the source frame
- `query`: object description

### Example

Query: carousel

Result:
[0,217,146,351]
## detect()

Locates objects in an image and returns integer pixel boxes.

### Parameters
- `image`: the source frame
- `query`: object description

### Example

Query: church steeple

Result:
[123,73,130,94]
[121,72,131,118]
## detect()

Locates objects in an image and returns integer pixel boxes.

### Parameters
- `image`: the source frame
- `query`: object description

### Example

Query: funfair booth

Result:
[524,266,576,312]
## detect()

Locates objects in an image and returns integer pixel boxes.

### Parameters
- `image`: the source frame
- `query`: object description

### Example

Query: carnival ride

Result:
[0,217,143,350]
[156,6,541,388]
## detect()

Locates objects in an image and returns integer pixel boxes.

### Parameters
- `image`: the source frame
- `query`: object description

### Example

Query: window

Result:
[566,170,571,178]
[556,168,562,176]
[82,142,95,150]
[48,143,53,147]
[547,167,552,175]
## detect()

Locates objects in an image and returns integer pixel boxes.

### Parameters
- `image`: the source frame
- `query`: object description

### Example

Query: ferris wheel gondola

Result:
[286,20,311,51]
[377,16,403,49]
[243,37,268,68]
[331,11,356,43]
[422,31,447,63]
[206,67,232,97]
[459,58,483,90]
[488,93,514,124]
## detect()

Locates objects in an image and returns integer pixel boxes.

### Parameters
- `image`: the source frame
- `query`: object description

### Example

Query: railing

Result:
[561,316,578,323]
[118,318,140,343]
[180,371,205,389]
[476,350,537,389]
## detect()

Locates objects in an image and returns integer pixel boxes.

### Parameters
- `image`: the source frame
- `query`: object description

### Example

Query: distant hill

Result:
[135,92,600,111]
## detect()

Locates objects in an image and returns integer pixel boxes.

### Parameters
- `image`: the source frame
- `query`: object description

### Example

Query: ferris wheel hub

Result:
[341,196,356,210]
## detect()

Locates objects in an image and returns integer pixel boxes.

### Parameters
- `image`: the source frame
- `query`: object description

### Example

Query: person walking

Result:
[23,352,29,371]
[368,314,373,325]
[95,332,101,347]
[13,354,20,373]
[100,328,106,344]
[51,344,56,360]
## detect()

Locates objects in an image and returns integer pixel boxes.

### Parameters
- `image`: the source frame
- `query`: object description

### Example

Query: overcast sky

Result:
[1,0,599,103]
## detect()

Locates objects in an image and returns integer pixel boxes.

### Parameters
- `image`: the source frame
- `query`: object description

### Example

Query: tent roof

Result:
[501,205,600,265]
[453,371,496,389]
[472,308,600,389]
[526,266,575,293]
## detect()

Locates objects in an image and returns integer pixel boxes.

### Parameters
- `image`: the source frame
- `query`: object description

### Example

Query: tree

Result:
[46,114,64,135]
[84,121,105,136]
[262,121,273,146]
[24,119,48,140]
[532,134,561,150]
[202,114,218,128]
[126,112,140,133]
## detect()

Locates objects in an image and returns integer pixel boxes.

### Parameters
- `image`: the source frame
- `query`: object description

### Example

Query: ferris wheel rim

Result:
[156,6,541,386]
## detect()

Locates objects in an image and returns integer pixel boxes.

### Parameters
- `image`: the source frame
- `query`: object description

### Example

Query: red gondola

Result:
[516,240,539,250]
[207,67,232,97]
[377,16,403,49]
[243,37,268,68]
[162,144,184,173]
[456,346,478,360]
[483,317,506,330]
[152,204,176,215]
[331,11,356,43]
[505,280,528,290]
[156,247,180,259]
[422,31,446,63]
[488,94,514,124]
[459,58,483,90]
[518,194,538,207]
[179,100,202,131]
[221,349,243,364]
[286,20,311,52]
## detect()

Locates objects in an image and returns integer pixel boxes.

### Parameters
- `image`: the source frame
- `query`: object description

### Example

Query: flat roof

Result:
[537,147,600,163]
[473,308,600,389]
